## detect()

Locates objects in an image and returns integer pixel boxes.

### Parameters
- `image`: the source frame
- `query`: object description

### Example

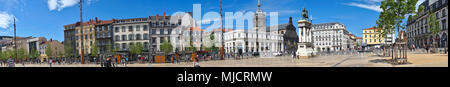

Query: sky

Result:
[0,0,426,41]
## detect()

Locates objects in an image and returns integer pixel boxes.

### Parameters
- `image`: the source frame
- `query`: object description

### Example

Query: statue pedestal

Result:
[296,42,314,59]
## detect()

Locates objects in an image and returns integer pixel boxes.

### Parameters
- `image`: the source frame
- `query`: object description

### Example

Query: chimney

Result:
[156,14,159,20]
[95,17,98,23]
[164,12,166,19]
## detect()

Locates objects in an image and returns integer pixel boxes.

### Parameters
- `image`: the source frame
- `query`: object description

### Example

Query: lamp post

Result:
[79,0,85,64]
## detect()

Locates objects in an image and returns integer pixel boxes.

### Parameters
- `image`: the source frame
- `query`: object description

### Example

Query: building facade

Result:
[95,19,115,55]
[311,22,350,52]
[39,39,64,61]
[363,27,384,48]
[407,0,448,48]
[224,0,283,55]
[113,18,151,55]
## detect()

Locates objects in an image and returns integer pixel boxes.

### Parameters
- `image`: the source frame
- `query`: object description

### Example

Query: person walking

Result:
[49,58,53,67]
[194,57,200,67]
[424,44,428,53]
[121,58,126,67]
[105,58,112,67]
[7,57,15,67]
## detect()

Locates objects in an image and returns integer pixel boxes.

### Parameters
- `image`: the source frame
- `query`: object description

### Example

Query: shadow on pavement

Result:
[369,59,413,65]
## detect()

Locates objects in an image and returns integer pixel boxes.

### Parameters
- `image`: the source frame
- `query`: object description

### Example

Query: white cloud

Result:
[48,0,86,11]
[0,12,15,29]
[346,2,382,12]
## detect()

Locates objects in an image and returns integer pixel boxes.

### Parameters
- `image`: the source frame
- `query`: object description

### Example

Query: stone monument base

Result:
[296,43,314,59]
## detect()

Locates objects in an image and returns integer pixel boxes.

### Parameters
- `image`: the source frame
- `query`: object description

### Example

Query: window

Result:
[115,27,119,32]
[136,25,141,31]
[160,37,164,43]
[129,34,134,40]
[152,37,156,43]
[144,33,149,40]
[115,35,120,41]
[122,43,126,50]
[168,29,172,34]
[122,26,126,32]
[144,42,149,49]
[122,35,127,41]
[128,26,133,32]
[160,29,164,35]
[143,25,148,31]
[136,34,141,40]
[152,29,156,34]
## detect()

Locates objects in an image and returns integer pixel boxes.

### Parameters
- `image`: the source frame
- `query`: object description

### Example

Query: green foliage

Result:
[105,43,112,55]
[91,41,99,57]
[130,42,144,55]
[64,41,73,58]
[29,48,39,59]
[17,48,26,59]
[428,10,441,36]
[377,0,418,38]
[160,40,173,53]
[1,50,16,60]
[46,44,53,57]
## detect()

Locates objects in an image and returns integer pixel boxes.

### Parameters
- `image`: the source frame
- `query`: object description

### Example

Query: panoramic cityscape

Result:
[0,0,447,67]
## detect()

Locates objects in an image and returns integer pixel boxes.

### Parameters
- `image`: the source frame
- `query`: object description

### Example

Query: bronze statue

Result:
[301,7,309,20]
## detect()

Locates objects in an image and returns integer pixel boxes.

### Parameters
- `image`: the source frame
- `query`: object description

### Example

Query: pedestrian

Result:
[445,46,448,54]
[194,57,200,67]
[105,57,112,67]
[21,59,25,67]
[0,60,3,67]
[49,58,53,67]
[424,44,428,53]
[121,58,126,67]
[7,56,15,67]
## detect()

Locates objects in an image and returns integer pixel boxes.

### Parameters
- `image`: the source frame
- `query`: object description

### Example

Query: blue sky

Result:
[0,0,426,41]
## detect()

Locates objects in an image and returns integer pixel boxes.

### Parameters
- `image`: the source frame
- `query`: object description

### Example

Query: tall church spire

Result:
[257,0,262,12]
[258,0,261,7]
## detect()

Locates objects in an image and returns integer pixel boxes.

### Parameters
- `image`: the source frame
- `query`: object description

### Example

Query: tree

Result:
[428,10,441,37]
[377,0,418,57]
[29,48,39,59]
[105,43,112,55]
[46,44,53,58]
[160,40,174,54]
[64,41,73,58]
[428,10,441,52]
[17,48,25,59]
[91,41,99,57]
[377,0,418,38]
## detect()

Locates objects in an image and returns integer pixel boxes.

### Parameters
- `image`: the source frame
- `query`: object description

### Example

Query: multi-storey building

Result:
[224,0,284,55]
[407,0,448,48]
[65,18,111,57]
[39,39,64,61]
[311,22,350,52]
[75,20,96,56]
[149,13,183,53]
[113,18,151,55]
[362,27,384,48]
[94,19,115,55]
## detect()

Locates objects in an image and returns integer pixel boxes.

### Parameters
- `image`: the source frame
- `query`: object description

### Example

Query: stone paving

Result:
[2,52,447,67]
